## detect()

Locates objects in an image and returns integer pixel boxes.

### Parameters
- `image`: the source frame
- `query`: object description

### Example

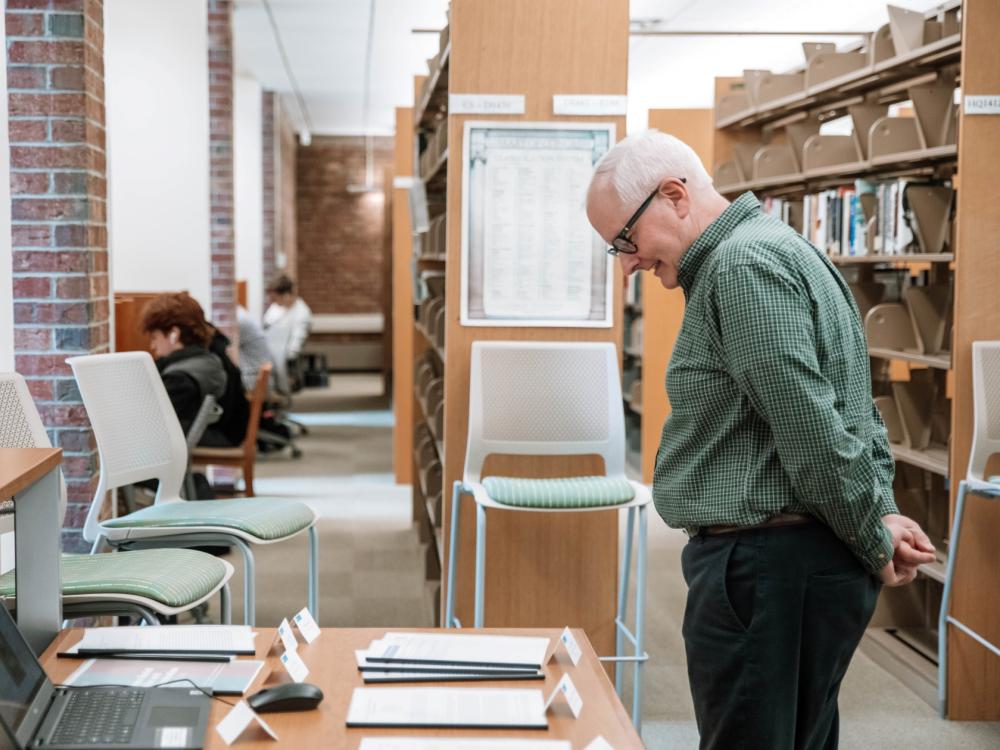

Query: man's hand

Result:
[879,514,936,587]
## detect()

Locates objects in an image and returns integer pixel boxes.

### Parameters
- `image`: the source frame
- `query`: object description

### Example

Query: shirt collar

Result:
[677,192,761,294]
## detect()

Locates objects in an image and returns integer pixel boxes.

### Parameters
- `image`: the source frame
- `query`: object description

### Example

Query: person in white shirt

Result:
[263,274,312,392]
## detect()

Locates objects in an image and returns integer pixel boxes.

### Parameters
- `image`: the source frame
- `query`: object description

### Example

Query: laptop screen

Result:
[0,604,48,735]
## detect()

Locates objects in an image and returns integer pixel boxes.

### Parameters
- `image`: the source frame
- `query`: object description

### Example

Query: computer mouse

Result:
[247,682,324,712]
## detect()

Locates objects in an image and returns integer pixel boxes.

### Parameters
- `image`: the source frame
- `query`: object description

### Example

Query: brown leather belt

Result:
[688,512,815,537]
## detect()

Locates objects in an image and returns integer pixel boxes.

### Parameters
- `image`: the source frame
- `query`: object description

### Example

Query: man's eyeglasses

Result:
[607,177,686,256]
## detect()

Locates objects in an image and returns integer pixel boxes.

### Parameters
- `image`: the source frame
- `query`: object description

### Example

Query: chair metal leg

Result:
[938,480,969,718]
[231,538,256,627]
[307,525,319,621]
[220,583,232,625]
[632,504,648,732]
[616,507,637,695]
[445,482,463,628]
[474,504,487,628]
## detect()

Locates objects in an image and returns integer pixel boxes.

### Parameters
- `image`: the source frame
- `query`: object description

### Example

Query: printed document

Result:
[346,687,548,729]
[370,632,550,668]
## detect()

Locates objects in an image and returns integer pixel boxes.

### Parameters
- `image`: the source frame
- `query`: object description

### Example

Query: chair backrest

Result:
[0,373,68,524]
[464,341,626,483]
[242,362,272,452]
[968,341,1000,483]
[68,352,188,543]
[264,324,292,393]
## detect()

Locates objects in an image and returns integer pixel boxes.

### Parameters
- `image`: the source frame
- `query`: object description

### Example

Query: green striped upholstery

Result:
[102,498,315,540]
[482,476,635,508]
[0,550,227,607]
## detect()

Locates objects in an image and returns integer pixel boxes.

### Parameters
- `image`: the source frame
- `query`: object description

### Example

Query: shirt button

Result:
[879,553,886,559]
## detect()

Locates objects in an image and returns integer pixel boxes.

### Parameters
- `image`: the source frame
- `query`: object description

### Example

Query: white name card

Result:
[544,673,583,719]
[215,701,279,745]
[449,94,525,115]
[558,627,582,666]
[277,618,298,653]
[965,95,1000,115]
[552,95,627,115]
[280,649,310,683]
[585,737,614,750]
[293,607,321,644]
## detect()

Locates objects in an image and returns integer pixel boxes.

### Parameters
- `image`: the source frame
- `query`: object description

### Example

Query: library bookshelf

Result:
[396,0,630,660]
[711,0,1000,718]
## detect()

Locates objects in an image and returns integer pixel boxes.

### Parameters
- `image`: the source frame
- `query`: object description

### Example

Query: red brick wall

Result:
[295,135,393,314]
[260,90,275,310]
[6,0,110,550]
[207,0,235,338]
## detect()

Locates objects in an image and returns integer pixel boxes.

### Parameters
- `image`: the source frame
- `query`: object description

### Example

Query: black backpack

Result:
[208,328,251,446]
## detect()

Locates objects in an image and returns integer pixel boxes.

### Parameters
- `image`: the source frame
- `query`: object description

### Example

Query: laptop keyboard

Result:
[49,688,145,746]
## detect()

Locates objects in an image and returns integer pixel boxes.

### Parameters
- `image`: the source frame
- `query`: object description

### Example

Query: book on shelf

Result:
[763,178,950,259]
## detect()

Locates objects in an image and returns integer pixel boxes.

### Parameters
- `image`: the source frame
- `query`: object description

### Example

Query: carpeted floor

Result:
[203,374,1000,749]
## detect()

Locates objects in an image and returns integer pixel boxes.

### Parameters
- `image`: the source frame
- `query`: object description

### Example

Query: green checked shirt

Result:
[655,192,897,573]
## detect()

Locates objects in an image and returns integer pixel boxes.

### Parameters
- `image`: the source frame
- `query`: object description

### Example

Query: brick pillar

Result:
[261,90,276,308]
[6,0,110,550]
[207,0,236,338]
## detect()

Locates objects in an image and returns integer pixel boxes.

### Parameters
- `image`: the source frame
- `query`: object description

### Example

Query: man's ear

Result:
[659,178,689,217]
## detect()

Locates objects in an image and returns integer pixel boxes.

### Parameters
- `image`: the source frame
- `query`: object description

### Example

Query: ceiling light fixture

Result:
[347,0,380,194]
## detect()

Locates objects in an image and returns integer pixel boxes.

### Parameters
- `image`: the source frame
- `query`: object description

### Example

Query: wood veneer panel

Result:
[641,109,713,484]
[440,0,628,661]
[392,107,415,485]
[947,0,1000,721]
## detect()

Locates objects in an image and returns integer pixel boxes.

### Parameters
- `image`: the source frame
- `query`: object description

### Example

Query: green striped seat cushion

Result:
[102,498,315,541]
[482,476,635,509]
[0,550,227,608]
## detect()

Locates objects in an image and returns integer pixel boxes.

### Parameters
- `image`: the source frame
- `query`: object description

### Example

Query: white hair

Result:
[589,129,713,208]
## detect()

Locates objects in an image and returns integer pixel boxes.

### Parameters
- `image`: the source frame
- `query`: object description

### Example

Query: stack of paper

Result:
[61,625,257,658]
[65,658,265,695]
[346,687,548,729]
[356,632,550,684]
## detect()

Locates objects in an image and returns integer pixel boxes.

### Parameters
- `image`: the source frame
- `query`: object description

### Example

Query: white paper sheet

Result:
[360,740,570,750]
[292,607,321,644]
[345,687,548,729]
[64,626,256,655]
[215,701,278,745]
[64,658,264,695]
[371,632,550,669]
[355,650,542,674]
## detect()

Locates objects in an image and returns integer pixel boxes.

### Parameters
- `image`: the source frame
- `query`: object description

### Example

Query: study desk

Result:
[41,627,644,748]
[0,447,62,655]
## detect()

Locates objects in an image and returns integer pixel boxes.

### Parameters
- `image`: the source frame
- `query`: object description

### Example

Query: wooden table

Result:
[0,447,62,655]
[41,627,644,748]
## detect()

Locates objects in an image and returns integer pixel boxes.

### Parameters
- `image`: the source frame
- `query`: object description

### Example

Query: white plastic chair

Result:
[0,372,234,625]
[444,341,652,729]
[68,352,320,626]
[938,341,1000,716]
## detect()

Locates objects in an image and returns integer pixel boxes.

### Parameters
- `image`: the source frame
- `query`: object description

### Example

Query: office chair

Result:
[0,372,234,625]
[68,352,320,626]
[444,341,651,730]
[938,341,1000,716]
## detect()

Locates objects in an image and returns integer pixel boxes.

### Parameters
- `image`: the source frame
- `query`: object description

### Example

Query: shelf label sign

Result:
[964,95,1000,115]
[449,94,525,115]
[553,95,627,115]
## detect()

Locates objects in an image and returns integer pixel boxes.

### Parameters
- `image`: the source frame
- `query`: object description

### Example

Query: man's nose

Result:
[618,254,640,275]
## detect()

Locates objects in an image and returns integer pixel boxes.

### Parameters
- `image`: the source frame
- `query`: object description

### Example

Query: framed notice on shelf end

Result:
[460,121,616,328]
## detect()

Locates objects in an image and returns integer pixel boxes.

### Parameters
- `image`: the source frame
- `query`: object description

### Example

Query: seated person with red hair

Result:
[140,293,248,447]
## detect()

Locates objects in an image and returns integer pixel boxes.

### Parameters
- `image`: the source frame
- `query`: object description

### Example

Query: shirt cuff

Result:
[850,515,895,574]
[875,488,899,517]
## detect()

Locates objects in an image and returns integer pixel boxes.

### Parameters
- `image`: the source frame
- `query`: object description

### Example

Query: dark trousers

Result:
[680,522,880,750]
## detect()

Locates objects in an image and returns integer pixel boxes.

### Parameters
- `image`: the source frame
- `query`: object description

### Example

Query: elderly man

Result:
[586,130,936,749]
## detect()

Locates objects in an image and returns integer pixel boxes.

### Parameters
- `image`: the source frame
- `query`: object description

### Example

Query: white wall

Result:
[234,76,264,318]
[105,0,212,311]
[0,16,13,372]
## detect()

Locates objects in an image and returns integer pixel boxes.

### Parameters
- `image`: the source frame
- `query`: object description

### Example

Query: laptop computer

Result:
[0,605,210,750]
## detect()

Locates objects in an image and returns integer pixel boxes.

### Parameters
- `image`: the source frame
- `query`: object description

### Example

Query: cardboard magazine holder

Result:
[802,134,861,172]
[713,161,742,189]
[805,51,868,88]
[867,116,922,160]
[874,394,905,444]
[869,23,896,65]
[887,5,926,56]
[906,184,954,254]
[716,85,751,123]
[849,282,888,320]
[865,302,920,352]
[902,284,952,355]
[909,81,956,148]
[742,69,770,106]
[753,144,798,180]
[801,42,836,63]
[891,370,937,450]
[752,72,805,107]
[733,142,764,183]
[849,104,889,160]
[786,118,821,172]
